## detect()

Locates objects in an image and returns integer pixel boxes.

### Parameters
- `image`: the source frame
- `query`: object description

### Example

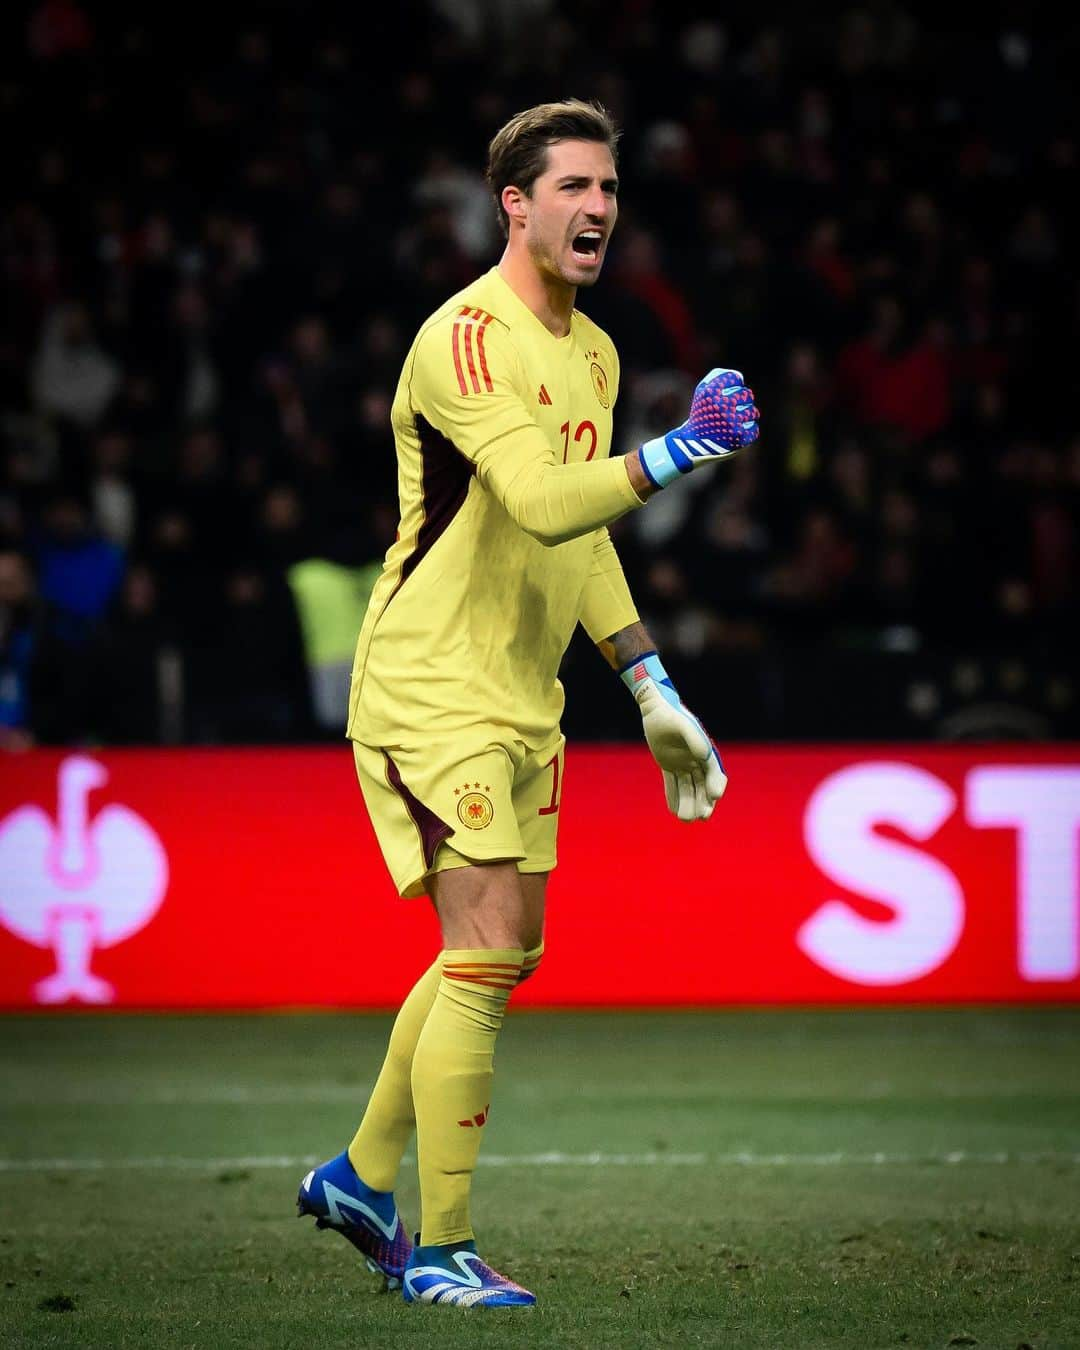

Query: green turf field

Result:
[2,1009,1079,1349]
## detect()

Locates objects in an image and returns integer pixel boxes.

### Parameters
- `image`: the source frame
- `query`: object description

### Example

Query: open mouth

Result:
[571,230,604,261]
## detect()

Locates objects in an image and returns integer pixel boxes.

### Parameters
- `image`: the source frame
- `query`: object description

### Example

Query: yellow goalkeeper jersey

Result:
[347,266,643,749]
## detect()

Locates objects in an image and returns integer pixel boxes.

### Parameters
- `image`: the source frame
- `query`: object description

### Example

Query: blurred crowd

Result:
[2,0,1077,748]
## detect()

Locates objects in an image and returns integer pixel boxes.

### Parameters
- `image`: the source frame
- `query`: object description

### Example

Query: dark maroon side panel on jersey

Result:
[385,415,474,607]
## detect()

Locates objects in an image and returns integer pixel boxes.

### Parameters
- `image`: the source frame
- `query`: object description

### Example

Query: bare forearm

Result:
[596,620,658,672]
[624,449,659,500]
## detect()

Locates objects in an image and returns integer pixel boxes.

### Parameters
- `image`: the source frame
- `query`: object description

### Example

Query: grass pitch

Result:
[2,1008,1079,1349]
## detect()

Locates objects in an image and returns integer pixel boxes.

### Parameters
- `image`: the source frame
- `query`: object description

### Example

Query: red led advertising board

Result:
[0,746,1077,1008]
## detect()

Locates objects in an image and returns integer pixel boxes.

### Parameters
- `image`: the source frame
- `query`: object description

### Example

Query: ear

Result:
[502,184,528,227]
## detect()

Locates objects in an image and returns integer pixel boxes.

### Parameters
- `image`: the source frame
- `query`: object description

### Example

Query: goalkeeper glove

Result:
[620,652,728,822]
[639,369,760,489]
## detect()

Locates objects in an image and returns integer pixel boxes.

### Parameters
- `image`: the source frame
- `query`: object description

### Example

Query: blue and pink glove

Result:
[639,368,760,489]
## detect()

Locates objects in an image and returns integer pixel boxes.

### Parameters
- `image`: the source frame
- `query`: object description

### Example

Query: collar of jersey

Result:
[485,267,577,347]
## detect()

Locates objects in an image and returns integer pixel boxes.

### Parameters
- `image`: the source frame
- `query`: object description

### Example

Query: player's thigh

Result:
[512,731,565,881]
[352,738,527,900]
[427,860,526,950]
[429,859,548,952]
[518,870,548,953]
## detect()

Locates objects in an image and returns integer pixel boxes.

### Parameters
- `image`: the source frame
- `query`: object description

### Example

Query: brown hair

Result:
[486,99,620,239]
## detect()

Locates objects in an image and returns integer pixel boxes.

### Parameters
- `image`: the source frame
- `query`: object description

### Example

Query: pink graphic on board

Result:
[0,756,168,1003]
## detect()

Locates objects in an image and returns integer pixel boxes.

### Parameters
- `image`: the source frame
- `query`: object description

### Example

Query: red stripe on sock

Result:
[443,980,522,987]
[440,972,521,982]
[442,973,518,991]
[443,962,523,972]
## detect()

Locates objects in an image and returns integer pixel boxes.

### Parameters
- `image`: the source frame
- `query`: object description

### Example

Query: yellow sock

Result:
[348,956,442,1192]
[346,944,541,1193]
[518,939,544,983]
[412,948,524,1245]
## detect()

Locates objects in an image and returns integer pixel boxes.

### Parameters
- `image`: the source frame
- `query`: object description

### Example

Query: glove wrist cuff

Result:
[639,437,684,488]
[619,651,670,695]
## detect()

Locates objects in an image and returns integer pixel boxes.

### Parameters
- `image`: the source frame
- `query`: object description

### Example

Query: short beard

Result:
[531,240,602,291]
[525,231,575,287]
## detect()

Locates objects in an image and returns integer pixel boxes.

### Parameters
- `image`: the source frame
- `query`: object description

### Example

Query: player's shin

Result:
[348,956,443,1192]
[411,948,524,1245]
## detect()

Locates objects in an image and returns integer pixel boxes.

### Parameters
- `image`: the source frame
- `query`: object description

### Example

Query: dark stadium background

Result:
[2,0,1076,750]
[2,6,1079,1347]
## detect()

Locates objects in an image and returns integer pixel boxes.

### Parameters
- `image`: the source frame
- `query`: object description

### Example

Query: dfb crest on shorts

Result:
[457,792,494,830]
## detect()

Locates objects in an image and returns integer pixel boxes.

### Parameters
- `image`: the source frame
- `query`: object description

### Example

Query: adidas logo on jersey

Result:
[538,384,552,406]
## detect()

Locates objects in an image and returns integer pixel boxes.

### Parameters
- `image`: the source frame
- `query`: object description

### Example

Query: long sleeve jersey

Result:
[347,267,643,747]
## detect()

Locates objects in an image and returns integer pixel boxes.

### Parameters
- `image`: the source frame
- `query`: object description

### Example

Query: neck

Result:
[497,245,575,338]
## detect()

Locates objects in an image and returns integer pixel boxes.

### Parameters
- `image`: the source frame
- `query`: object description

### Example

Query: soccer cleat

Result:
[402,1238,535,1307]
[296,1151,412,1289]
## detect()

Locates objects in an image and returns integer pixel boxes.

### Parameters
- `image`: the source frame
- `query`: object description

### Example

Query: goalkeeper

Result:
[297,98,760,1307]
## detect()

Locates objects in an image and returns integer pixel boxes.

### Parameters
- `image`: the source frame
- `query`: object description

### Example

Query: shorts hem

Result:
[442,842,528,864]
[518,857,557,874]
[396,843,527,900]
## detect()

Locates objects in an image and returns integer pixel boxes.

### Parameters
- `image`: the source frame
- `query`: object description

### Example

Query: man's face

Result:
[516,138,618,288]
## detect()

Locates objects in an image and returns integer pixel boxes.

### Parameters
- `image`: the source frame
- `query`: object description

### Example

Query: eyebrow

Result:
[555,174,620,190]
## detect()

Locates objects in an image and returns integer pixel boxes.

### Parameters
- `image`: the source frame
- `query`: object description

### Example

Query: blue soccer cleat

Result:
[296,1151,412,1290]
[403,1238,535,1307]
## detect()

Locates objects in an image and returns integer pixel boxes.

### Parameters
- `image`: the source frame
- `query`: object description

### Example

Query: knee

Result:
[516,939,544,984]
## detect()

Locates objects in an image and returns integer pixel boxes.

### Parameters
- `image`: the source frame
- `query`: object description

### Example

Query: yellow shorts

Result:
[352,732,565,898]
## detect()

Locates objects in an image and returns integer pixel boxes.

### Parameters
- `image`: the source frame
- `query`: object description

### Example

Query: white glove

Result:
[620,653,728,821]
